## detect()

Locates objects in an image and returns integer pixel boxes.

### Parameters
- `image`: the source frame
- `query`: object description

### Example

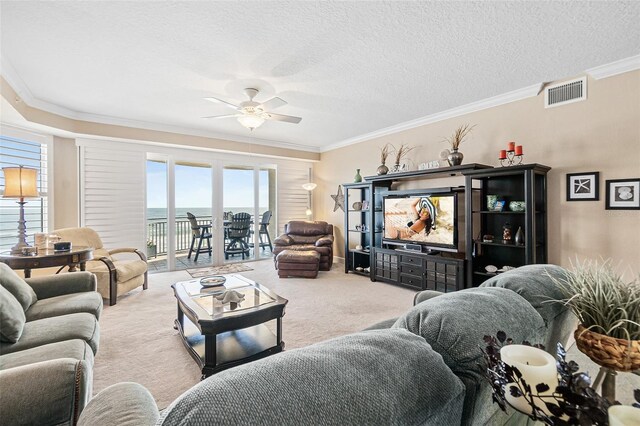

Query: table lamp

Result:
[2,166,39,254]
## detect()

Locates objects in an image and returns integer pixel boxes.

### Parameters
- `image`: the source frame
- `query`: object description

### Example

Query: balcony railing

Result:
[147,217,212,256]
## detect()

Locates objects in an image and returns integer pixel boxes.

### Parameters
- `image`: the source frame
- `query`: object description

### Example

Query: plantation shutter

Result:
[78,140,146,251]
[277,163,312,234]
[0,129,49,252]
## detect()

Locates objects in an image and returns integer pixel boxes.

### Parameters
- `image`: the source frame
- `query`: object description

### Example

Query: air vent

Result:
[545,77,587,108]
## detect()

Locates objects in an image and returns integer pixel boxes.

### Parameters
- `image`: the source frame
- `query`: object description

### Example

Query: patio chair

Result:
[187,212,212,262]
[224,213,251,260]
[249,210,273,252]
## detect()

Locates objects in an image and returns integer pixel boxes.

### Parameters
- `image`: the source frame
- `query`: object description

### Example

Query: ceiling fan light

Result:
[237,114,265,130]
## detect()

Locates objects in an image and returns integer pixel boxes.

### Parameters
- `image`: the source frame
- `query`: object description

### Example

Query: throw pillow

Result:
[0,263,37,311]
[392,286,546,380]
[0,284,26,343]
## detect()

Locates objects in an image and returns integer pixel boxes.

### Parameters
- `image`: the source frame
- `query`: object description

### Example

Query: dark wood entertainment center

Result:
[343,163,550,291]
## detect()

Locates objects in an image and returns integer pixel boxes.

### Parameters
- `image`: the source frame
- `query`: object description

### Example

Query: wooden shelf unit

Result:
[463,164,550,287]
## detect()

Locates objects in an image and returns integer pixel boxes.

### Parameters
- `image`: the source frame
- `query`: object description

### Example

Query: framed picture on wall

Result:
[605,178,640,210]
[566,172,599,201]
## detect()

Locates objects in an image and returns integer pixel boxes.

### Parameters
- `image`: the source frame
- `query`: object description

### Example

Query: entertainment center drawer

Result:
[400,255,422,265]
[400,263,422,276]
[399,273,422,289]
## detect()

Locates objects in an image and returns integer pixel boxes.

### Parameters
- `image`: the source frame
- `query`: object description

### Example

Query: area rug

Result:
[186,263,253,278]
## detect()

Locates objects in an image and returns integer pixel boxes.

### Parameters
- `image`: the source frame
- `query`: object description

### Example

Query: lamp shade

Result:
[2,167,39,198]
[302,183,317,191]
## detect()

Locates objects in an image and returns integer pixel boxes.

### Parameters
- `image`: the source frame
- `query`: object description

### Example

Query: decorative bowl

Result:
[508,201,526,212]
[352,202,362,211]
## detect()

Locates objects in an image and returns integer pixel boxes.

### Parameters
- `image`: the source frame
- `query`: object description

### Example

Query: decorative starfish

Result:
[331,185,345,212]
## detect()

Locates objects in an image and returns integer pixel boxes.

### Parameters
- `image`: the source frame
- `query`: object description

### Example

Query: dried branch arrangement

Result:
[444,124,476,150]
[380,144,392,165]
[393,144,415,165]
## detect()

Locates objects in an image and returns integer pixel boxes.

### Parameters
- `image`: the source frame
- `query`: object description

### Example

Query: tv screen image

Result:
[383,195,456,247]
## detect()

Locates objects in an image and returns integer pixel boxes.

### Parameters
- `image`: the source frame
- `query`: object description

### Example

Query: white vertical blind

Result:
[0,131,49,252]
[276,163,312,234]
[79,141,146,251]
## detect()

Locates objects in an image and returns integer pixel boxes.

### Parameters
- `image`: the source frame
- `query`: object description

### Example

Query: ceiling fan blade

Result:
[260,97,287,110]
[204,96,240,110]
[265,112,302,124]
[202,114,238,119]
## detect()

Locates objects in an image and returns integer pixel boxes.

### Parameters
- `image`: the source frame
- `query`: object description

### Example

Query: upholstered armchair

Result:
[273,221,334,270]
[53,227,148,306]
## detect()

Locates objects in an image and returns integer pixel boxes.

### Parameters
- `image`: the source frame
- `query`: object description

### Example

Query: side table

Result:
[0,246,94,278]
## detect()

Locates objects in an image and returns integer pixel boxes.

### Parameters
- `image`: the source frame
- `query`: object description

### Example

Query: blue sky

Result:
[146,161,269,209]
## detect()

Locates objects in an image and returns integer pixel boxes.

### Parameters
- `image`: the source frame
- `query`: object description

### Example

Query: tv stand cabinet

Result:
[374,248,464,292]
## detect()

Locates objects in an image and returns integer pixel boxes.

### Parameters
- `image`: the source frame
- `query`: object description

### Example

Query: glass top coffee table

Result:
[172,274,288,378]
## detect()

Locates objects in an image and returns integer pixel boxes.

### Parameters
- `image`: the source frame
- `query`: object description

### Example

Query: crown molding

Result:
[321,82,543,152]
[586,54,640,80]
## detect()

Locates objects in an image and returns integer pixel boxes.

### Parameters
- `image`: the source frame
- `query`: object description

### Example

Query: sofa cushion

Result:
[0,285,26,343]
[26,291,103,321]
[479,264,577,353]
[159,329,466,426]
[78,382,159,426]
[479,264,568,327]
[0,263,37,311]
[393,287,546,379]
[0,339,94,370]
[0,312,99,355]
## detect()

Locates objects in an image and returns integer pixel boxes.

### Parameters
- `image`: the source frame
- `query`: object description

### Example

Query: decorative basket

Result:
[574,324,640,372]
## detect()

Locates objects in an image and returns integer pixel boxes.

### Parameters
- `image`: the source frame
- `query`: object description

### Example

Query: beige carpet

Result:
[93,260,416,408]
[93,259,640,409]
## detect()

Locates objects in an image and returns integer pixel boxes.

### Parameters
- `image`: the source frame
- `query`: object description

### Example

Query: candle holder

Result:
[481,331,640,425]
[498,142,524,167]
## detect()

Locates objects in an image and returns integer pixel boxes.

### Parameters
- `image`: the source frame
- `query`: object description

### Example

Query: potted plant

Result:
[550,259,640,372]
[443,123,475,166]
[147,240,157,259]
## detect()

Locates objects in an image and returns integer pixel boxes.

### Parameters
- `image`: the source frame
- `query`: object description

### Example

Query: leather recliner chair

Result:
[273,221,334,270]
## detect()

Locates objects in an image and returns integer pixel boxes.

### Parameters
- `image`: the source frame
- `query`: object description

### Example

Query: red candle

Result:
[499,149,507,159]
[515,145,523,156]
[507,141,516,152]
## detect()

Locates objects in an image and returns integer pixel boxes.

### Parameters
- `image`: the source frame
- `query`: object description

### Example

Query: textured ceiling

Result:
[1,1,639,151]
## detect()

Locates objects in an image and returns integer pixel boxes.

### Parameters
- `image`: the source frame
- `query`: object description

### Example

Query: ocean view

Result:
[147,207,268,220]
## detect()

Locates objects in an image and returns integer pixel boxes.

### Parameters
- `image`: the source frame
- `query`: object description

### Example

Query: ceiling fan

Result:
[203,88,302,131]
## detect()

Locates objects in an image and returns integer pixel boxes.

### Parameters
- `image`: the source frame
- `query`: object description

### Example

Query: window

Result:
[0,129,50,252]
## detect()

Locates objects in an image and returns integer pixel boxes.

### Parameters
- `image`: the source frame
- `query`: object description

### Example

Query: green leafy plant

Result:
[549,259,640,341]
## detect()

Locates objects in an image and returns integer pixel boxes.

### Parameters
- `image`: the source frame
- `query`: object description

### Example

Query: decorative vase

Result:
[514,227,524,245]
[447,149,464,166]
[574,324,640,372]
[354,169,362,183]
[376,164,389,175]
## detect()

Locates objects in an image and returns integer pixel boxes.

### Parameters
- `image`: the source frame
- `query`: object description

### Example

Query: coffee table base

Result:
[175,317,285,379]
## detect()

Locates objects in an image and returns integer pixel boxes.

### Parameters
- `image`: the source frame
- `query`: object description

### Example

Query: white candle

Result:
[609,406,640,426]
[500,344,559,415]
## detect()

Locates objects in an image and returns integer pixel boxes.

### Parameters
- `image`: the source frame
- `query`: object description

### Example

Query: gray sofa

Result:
[78,264,575,426]
[0,263,102,426]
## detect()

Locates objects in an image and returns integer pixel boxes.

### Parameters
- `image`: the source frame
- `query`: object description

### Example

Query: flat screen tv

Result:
[383,192,457,251]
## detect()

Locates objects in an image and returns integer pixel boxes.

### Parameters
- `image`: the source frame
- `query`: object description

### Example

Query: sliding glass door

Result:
[147,155,276,272]
[222,165,275,263]
[173,161,213,270]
